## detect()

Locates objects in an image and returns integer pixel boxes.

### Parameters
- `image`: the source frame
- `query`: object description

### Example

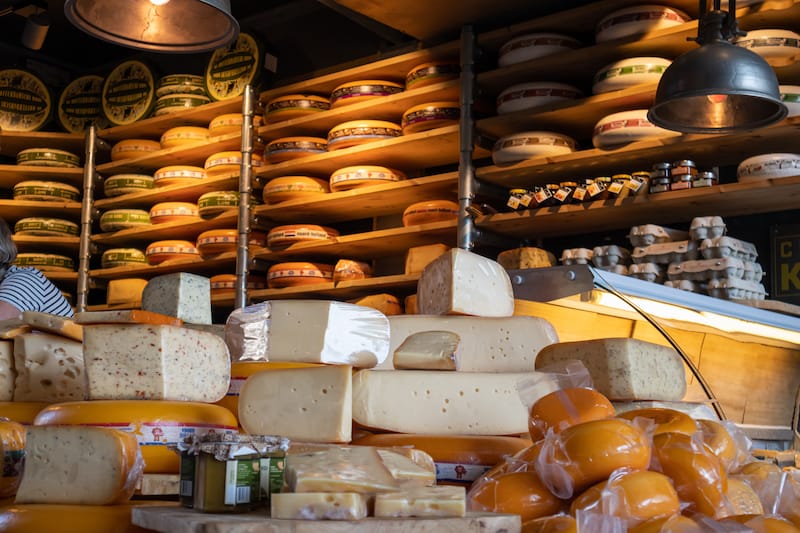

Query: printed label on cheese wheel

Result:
[15,253,74,271]
[436,462,492,485]
[16,148,80,168]
[0,69,51,132]
[205,32,263,101]
[14,217,79,236]
[13,180,80,202]
[58,74,108,133]
[102,59,157,126]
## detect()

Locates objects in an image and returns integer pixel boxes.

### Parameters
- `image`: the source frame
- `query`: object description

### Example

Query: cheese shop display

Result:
[101,59,157,126]
[159,126,210,149]
[405,61,460,90]
[267,261,335,288]
[208,112,263,136]
[106,278,148,306]
[57,74,108,133]
[153,165,207,187]
[13,332,85,402]
[262,175,330,203]
[16,147,80,167]
[491,131,576,165]
[204,150,263,177]
[400,101,459,134]
[103,173,155,197]
[109,138,161,161]
[737,152,800,182]
[145,239,201,265]
[402,199,459,226]
[141,273,212,324]
[735,28,800,66]
[592,57,672,94]
[595,4,690,42]
[263,93,330,122]
[329,79,404,107]
[204,31,264,101]
[0,68,52,131]
[154,92,211,116]
[156,73,206,98]
[14,253,74,271]
[496,81,582,115]
[497,32,582,67]
[34,400,238,474]
[100,248,147,269]
[264,136,328,163]
[209,274,266,297]
[197,190,239,217]
[329,165,406,192]
[148,201,200,224]
[327,119,403,150]
[98,209,151,232]
[12,180,80,202]
[266,223,339,247]
[13,217,78,237]
[592,109,681,149]
[15,426,143,505]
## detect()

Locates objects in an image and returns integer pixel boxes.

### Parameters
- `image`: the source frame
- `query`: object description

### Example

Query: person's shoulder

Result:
[4,265,46,280]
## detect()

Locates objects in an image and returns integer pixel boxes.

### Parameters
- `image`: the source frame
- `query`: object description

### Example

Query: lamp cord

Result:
[589,266,727,421]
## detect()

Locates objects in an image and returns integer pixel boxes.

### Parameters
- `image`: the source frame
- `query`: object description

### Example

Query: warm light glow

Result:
[707,94,727,104]
[149,0,169,5]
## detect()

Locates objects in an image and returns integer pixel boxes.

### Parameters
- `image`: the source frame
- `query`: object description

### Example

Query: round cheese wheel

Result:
[401,101,459,134]
[725,478,764,516]
[14,253,74,271]
[628,515,703,533]
[327,120,402,150]
[57,74,108,134]
[592,57,672,94]
[153,165,207,187]
[204,32,263,101]
[159,126,209,149]
[209,274,267,299]
[34,400,237,474]
[262,175,330,204]
[723,515,800,533]
[0,68,51,132]
[16,148,80,168]
[266,224,339,248]
[148,202,200,224]
[404,294,418,315]
[496,82,582,115]
[592,109,680,149]
[267,261,335,288]
[98,209,151,232]
[402,199,459,227]
[204,150,263,177]
[208,112,263,136]
[145,240,200,265]
[329,165,406,192]
[156,73,206,98]
[154,92,211,116]
[0,402,50,425]
[737,153,800,182]
[264,136,328,163]
[528,387,615,441]
[263,93,330,123]
[498,33,582,67]
[103,174,154,197]
[14,217,79,237]
[0,502,175,533]
[102,59,157,126]
[697,419,742,472]
[617,407,699,436]
[330,79,404,107]
[735,29,800,67]
[596,5,689,43]
[197,190,239,217]
[13,180,80,202]
[781,85,800,117]
[333,259,372,282]
[196,229,239,256]
[100,248,147,269]
[405,61,460,90]
[110,139,160,161]
[492,131,576,165]
[468,470,563,523]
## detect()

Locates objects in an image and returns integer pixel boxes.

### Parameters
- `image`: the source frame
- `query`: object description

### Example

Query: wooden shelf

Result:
[0,199,82,220]
[40,271,78,283]
[476,175,800,240]
[95,173,240,209]
[89,253,238,281]
[91,211,239,247]
[254,172,458,225]
[0,131,84,159]
[0,166,85,188]
[13,235,80,254]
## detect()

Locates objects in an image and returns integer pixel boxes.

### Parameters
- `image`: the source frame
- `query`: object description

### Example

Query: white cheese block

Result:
[83,324,230,402]
[0,341,13,401]
[383,315,558,371]
[285,446,399,493]
[21,311,82,341]
[15,426,142,504]
[225,300,389,367]
[352,370,531,435]
[417,248,515,317]
[238,365,352,443]
[374,486,466,518]
[534,338,687,401]
[141,273,212,325]
[377,449,436,487]
[393,330,461,370]
[13,332,86,402]
[270,492,369,520]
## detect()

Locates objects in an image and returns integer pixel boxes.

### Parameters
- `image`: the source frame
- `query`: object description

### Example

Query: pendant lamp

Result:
[647,0,787,133]
[64,0,239,53]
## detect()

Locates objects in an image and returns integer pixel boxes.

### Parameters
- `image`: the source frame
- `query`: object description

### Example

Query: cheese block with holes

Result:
[148,202,200,224]
[406,61,460,90]
[13,332,85,403]
[267,224,339,248]
[197,190,239,217]
[330,79,403,107]
[498,33,582,67]
[492,131,576,165]
[330,165,406,192]
[593,109,680,149]
[208,112,263,136]
[596,5,689,43]
[159,126,209,149]
[145,240,200,265]
[204,32,263,101]
[265,136,328,163]
[156,73,205,98]
[264,93,330,122]
[100,248,146,269]
[14,253,74,272]
[99,209,151,232]
[267,262,335,288]
[110,139,160,161]
[13,181,80,202]
[103,174,154,197]
[271,492,369,520]
[262,175,329,204]
[153,165,207,187]
[327,119,402,150]
[375,486,466,518]
[204,150,262,177]
[402,200,459,227]
[401,101,459,134]
[13,217,78,237]
[34,400,237,474]
[57,74,108,134]
[16,148,79,168]
[0,68,51,132]
[106,278,148,306]
[154,93,210,116]
[102,59,157,126]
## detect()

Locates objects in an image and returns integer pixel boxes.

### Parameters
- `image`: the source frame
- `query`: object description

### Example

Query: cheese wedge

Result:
[374,486,466,518]
[285,446,399,493]
[141,273,211,325]
[74,310,183,326]
[392,330,460,370]
[13,333,86,403]
[270,492,369,520]
[21,312,82,342]
[377,449,436,487]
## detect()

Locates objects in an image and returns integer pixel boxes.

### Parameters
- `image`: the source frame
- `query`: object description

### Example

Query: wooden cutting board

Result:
[132,506,521,533]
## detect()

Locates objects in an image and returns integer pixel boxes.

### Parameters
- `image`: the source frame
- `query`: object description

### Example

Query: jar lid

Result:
[671,173,694,181]
[631,171,651,178]
[697,171,717,179]
[651,177,671,185]
[559,181,578,187]
[509,188,528,194]
[594,176,612,183]
[612,174,631,180]
[652,162,671,170]
[672,159,696,167]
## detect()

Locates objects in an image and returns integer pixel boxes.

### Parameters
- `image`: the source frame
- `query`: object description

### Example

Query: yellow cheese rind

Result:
[0,402,49,425]
[106,278,148,306]
[405,243,450,275]
[21,311,82,341]
[270,492,369,520]
[374,486,466,518]
[0,501,174,532]
[285,446,399,493]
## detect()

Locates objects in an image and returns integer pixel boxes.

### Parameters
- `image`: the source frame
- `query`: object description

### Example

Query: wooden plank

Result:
[739,298,800,317]
[0,131,84,158]
[132,506,521,533]
[89,254,237,281]
[0,200,82,221]
[95,174,240,210]
[0,165,84,188]
[13,235,80,255]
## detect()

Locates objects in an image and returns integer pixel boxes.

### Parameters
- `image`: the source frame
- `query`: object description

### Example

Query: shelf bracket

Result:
[75,123,98,312]
[234,85,257,310]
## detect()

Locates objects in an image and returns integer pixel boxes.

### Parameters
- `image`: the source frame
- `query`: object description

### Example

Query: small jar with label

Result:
[532,185,553,207]
[609,174,631,199]
[544,183,561,205]
[692,170,718,188]
[506,188,531,211]
[671,159,698,176]
[628,171,650,195]
[591,176,612,200]
[572,179,591,203]
[555,181,578,204]
[649,177,671,194]
[670,173,693,190]
[650,162,671,180]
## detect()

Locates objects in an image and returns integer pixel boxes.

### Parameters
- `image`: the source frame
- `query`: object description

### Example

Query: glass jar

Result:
[545,183,562,205]
[555,181,577,204]
[609,174,631,199]
[572,179,592,203]
[506,188,531,211]
[628,171,650,195]
[670,173,693,190]
[588,176,611,201]
[649,176,671,194]
[692,170,718,188]
[671,159,698,176]
[650,162,671,180]
[532,185,553,207]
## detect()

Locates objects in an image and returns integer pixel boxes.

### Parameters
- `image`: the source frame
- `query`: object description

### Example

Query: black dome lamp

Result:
[647,0,787,134]
[63,0,239,53]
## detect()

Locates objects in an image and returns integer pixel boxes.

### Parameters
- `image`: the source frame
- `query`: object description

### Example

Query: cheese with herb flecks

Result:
[13,333,86,403]
[141,273,211,324]
[83,324,229,402]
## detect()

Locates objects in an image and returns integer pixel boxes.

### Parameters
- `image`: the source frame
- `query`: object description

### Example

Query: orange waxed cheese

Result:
[528,387,615,441]
[467,470,563,523]
[617,407,699,436]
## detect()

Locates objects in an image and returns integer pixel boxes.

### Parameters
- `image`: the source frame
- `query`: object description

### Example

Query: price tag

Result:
[573,187,587,201]
[506,195,521,209]
[607,181,624,195]
[627,178,644,192]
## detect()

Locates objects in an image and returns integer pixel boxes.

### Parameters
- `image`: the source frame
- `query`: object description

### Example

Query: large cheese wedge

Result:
[106,279,148,306]
[0,419,25,498]
[13,332,86,403]
[0,341,13,401]
[75,310,182,327]
[83,324,230,402]
[375,486,466,518]
[285,445,399,493]
[352,370,531,435]
[417,248,514,317]
[405,243,450,275]
[141,273,211,325]
[15,426,143,504]
[0,501,171,533]
[34,400,237,474]
[239,365,352,442]
[534,338,687,401]
[270,492,368,520]
[225,300,390,367]
[21,311,82,341]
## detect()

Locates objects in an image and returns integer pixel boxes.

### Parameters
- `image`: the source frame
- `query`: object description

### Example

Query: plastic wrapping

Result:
[575,509,626,533]
[617,407,700,436]
[522,513,577,533]
[613,401,720,422]
[734,466,800,524]
[466,467,563,522]
[0,419,25,498]
[697,419,752,473]
[527,387,615,441]
[629,514,706,532]
[517,360,594,411]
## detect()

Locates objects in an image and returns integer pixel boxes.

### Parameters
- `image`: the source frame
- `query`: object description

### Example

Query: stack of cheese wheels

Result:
[154,92,210,116]
[196,229,238,256]
[496,81,582,114]
[145,239,200,264]
[209,274,267,297]
[329,79,403,107]
[153,165,207,187]
[327,119,402,150]
[595,4,689,43]
[265,136,328,163]
[262,175,330,204]
[263,93,330,122]
[109,139,160,161]
[148,201,200,224]
[100,248,147,269]
[13,181,80,202]
[492,131,576,165]
[103,174,154,197]
[498,32,582,67]
[14,217,78,237]
[98,209,151,232]
[205,150,263,177]
[197,190,239,217]
[592,57,671,94]
[266,223,339,248]
[208,112,263,136]
[156,73,206,98]
[267,261,335,288]
[735,29,800,67]
[16,147,80,168]
[402,199,460,227]
[401,101,459,134]
[159,125,209,149]
[15,253,74,271]
[405,61,460,90]
[329,165,405,192]
[592,109,681,149]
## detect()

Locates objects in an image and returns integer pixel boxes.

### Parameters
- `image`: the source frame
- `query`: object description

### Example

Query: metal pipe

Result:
[235,85,255,310]
[75,123,97,312]
[457,24,477,250]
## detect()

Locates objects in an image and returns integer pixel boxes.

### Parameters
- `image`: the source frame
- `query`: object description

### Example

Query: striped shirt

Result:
[0,265,74,317]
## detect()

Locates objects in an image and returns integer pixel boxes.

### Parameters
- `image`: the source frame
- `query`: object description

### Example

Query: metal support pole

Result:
[76,124,97,312]
[235,85,255,310]
[458,25,478,250]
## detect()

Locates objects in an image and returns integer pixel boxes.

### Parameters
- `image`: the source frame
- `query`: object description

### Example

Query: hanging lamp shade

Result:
[63,0,239,53]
